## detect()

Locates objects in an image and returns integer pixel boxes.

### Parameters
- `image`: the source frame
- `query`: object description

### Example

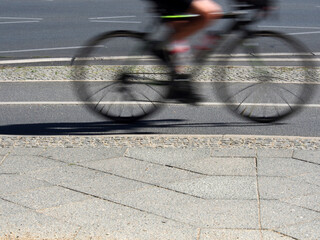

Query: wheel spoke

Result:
[214,31,315,122]
[83,82,117,102]
[72,31,171,123]
[223,82,263,103]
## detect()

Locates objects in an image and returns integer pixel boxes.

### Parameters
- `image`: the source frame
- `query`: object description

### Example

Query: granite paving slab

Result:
[280,194,320,212]
[0,135,319,239]
[162,176,258,200]
[258,176,320,199]
[199,229,295,240]
[0,149,11,155]
[211,148,256,157]
[280,219,320,240]
[40,147,127,163]
[289,171,320,187]
[293,150,320,164]
[260,200,320,229]
[41,198,198,240]
[256,149,294,158]
[261,231,296,240]
[75,222,198,240]
[2,186,89,210]
[108,187,259,228]
[26,165,149,198]
[5,147,47,156]
[0,154,9,167]
[81,156,203,185]
[162,156,257,176]
[257,157,320,177]
[0,155,66,174]
[0,174,51,196]
[0,199,80,239]
[125,147,211,165]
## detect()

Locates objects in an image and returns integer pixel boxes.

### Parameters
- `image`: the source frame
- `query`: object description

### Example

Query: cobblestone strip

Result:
[0,65,319,83]
[0,135,319,150]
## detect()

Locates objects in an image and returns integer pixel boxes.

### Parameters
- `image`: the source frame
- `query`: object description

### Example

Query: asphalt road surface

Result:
[0,0,319,137]
[1,0,320,58]
[0,75,319,136]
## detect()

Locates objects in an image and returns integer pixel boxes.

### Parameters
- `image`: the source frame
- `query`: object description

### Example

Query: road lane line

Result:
[90,20,141,24]
[0,45,104,54]
[0,101,320,108]
[89,16,136,19]
[257,25,320,35]
[0,17,42,20]
[0,80,319,84]
[0,58,72,64]
[0,52,317,63]
[1,55,320,65]
[0,17,42,24]
[259,25,320,30]
[207,57,320,62]
[89,15,140,23]
[0,21,40,24]
[230,53,313,57]
[287,31,320,36]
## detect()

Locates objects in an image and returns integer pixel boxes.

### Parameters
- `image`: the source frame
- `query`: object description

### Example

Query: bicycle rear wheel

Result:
[71,31,172,123]
[213,31,316,122]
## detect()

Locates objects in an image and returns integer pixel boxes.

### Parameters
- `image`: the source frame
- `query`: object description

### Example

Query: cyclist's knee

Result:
[191,0,223,22]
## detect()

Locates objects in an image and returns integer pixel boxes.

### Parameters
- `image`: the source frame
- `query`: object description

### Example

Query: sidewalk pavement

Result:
[0,135,319,240]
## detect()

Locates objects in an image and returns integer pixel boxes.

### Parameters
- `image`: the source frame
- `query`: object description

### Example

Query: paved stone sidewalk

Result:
[0,135,319,240]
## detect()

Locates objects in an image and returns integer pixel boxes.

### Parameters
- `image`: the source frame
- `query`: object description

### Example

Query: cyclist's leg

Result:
[170,0,222,41]
[166,0,222,104]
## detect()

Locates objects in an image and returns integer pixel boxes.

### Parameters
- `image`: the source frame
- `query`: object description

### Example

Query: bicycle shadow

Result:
[0,119,285,135]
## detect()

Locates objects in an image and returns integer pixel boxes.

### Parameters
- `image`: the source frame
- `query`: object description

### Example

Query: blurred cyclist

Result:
[146,0,223,103]
[149,0,222,44]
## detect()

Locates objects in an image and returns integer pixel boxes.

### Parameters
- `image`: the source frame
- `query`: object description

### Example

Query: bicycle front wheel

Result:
[72,31,172,123]
[215,31,316,123]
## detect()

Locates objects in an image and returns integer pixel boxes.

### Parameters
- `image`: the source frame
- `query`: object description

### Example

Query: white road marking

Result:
[0,79,319,85]
[75,53,315,59]
[1,54,319,65]
[0,45,104,54]
[207,57,319,62]
[0,17,42,20]
[0,58,72,65]
[0,17,42,24]
[89,16,136,20]
[0,101,319,108]
[90,20,141,24]
[89,16,140,23]
[258,25,320,35]
[235,53,311,57]
[287,31,320,36]
[0,55,157,65]
[260,25,320,30]
[0,21,40,24]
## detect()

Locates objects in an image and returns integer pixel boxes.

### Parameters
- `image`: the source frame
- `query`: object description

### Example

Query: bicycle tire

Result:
[208,31,316,123]
[71,30,173,123]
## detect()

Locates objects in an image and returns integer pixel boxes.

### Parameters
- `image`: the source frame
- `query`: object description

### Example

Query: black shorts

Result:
[147,0,193,15]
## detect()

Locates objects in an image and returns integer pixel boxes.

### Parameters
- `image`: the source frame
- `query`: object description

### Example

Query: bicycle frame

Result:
[141,6,270,63]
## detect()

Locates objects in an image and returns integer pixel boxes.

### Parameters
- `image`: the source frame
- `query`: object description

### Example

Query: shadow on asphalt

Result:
[0,119,285,135]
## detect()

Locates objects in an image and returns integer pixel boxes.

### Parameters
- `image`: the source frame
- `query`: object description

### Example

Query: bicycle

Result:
[71,2,317,123]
